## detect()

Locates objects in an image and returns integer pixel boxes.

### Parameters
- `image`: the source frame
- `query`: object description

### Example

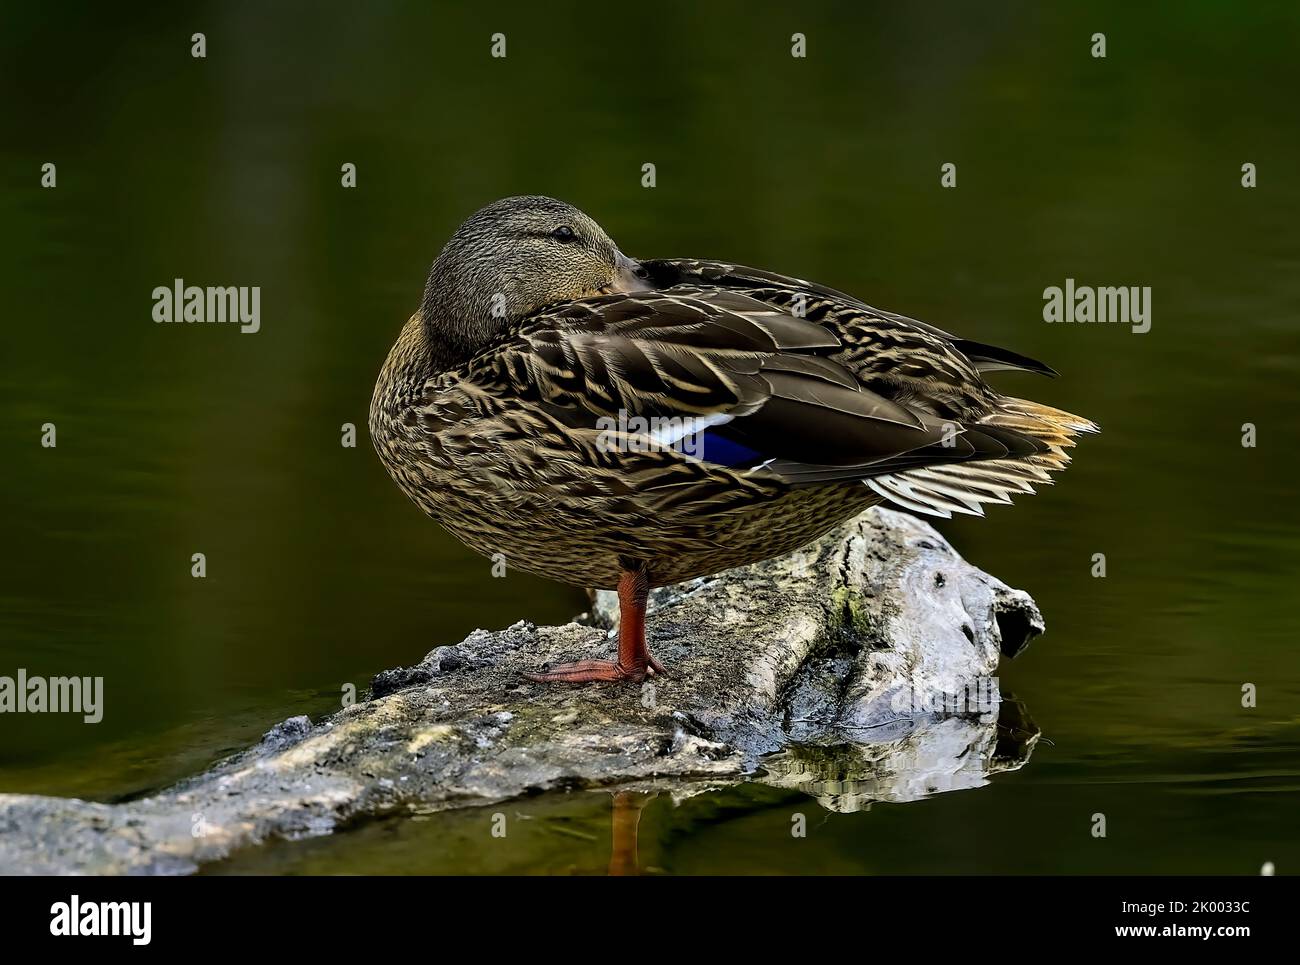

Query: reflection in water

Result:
[608,791,656,877]
[759,699,1039,811]
[603,699,1039,874]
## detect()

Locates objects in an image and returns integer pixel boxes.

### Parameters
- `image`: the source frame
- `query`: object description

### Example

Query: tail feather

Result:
[866,397,1097,519]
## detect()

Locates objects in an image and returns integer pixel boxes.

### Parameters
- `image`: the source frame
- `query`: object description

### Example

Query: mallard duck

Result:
[370,196,1096,684]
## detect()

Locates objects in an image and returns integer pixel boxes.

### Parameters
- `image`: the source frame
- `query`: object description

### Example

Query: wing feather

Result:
[439,275,1088,509]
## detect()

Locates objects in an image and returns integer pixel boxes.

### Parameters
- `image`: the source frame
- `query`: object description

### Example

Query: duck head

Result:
[420,195,650,364]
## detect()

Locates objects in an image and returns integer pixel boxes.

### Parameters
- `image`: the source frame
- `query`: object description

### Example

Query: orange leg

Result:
[523,564,667,684]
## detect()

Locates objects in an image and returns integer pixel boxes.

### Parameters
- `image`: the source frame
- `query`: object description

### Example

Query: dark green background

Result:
[1,1,1297,873]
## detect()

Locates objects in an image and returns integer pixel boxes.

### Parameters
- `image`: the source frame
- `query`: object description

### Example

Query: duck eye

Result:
[551,225,577,243]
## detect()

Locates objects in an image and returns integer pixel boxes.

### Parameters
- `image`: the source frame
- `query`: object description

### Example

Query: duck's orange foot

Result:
[522,655,667,685]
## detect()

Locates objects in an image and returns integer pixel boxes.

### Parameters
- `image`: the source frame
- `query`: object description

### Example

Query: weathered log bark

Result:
[0,508,1044,875]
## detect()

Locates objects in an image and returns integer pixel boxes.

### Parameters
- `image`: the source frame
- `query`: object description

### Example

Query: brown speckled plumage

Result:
[371,197,1097,602]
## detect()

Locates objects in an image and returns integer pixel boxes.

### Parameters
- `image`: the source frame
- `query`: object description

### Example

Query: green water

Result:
[2,1,1298,874]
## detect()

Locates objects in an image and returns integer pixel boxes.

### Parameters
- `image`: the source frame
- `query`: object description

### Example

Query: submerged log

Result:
[0,508,1044,875]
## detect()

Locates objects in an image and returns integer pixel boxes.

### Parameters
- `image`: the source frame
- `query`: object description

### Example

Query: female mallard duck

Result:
[371,196,1096,684]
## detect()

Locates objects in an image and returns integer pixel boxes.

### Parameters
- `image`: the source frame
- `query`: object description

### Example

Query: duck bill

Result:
[606,252,652,294]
